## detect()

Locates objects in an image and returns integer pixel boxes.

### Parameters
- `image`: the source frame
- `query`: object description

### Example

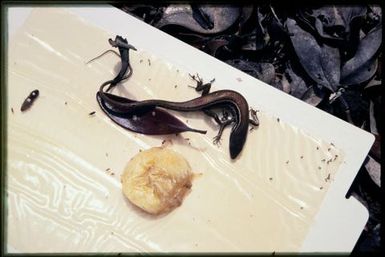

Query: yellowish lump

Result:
[121,147,193,215]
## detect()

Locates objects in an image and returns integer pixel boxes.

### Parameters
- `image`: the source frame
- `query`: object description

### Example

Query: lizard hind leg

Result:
[249,108,260,126]
[248,108,260,131]
[202,108,235,146]
[213,119,233,146]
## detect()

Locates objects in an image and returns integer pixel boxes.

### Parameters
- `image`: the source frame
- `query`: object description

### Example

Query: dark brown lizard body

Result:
[99,89,249,159]
[94,37,258,159]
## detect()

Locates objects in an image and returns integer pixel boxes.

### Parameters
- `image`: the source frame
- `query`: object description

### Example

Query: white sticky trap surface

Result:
[6,7,372,253]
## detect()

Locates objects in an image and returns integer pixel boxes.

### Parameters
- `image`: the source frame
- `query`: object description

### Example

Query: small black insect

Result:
[21,89,39,112]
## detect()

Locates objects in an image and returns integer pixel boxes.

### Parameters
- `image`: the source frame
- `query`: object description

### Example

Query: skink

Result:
[99,88,250,159]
